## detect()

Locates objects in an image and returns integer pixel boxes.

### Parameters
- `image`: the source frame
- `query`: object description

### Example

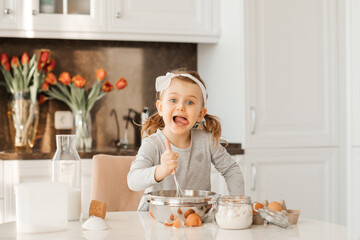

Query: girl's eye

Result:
[187,101,194,105]
[170,99,177,103]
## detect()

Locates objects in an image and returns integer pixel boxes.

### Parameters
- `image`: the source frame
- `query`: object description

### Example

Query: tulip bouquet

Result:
[0,50,55,103]
[43,68,128,149]
[0,49,56,148]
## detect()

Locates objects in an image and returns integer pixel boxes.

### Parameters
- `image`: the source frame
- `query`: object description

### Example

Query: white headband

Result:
[155,72,207,106]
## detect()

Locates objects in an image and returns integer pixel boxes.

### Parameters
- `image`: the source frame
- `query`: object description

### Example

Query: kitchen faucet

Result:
[110,109,122,147]
[110,108,141,149]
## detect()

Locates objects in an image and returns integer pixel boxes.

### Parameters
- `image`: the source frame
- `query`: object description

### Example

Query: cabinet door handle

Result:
[4,8,12,15]
[251,163,256,191]
[115,12,121,18]
[251,107,256,134]
[32,10,38,16]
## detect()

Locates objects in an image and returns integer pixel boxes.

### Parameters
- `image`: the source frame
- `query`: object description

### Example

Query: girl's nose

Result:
[176,103,185,111]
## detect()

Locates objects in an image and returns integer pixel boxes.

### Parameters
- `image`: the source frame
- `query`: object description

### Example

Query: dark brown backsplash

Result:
[0,38,197,151]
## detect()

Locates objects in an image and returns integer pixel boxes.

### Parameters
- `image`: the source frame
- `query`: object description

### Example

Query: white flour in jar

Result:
[215,204,253,229]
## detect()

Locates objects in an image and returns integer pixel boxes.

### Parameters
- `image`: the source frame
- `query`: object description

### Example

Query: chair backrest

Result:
[91,154,143,212]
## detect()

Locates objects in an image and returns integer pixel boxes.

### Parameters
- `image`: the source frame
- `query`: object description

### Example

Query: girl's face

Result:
[156,78,207,137]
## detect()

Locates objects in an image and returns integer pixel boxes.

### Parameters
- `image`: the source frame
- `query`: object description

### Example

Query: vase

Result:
[7,91,39,149]
[73,110,92,150]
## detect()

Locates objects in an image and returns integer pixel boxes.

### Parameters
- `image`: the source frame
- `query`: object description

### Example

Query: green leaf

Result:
[0,67,15,93]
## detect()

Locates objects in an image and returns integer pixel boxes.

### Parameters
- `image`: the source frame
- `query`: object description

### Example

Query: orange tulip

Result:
[41,82,49,91]
[21,52,29,65]
[45,72,57,85]
[116,77,128,90]
[72,75,86,88]
[102,81,113,92]
[39,49,50,64]
[59,72,71,85]
[96,68,106,81]
[11,56,19,67]
[1,53,8,65]
[45,59,56,73]
[39,95,47,104]
[3,62,10,71]
[1,53,10,70]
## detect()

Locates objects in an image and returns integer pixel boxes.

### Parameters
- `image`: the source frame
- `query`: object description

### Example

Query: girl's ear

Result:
[156,100,163,116]
[197,107,207,122]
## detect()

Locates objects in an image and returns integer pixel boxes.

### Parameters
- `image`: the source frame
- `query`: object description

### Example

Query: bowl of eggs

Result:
[145,190,218,226]
[252,199,301,226]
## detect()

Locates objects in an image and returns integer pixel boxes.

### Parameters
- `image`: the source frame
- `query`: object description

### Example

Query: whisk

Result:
[172,170,184,198]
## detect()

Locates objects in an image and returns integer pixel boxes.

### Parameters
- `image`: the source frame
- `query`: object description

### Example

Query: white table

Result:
[0,211,358,240]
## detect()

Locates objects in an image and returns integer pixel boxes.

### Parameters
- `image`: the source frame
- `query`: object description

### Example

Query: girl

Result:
[127,69,245,210]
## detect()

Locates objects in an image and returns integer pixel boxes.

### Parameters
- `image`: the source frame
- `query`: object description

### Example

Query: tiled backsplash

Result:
[0,38,196,151]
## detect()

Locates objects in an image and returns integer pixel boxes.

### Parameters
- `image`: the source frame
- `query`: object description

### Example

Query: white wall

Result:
[198,0,244,143]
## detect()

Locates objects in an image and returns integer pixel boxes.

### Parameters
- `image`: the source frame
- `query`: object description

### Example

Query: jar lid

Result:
[217,195,251,205]
[256,207,290,228]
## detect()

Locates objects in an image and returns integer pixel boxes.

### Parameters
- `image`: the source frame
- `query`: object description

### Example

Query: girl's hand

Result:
[154,138,178,182]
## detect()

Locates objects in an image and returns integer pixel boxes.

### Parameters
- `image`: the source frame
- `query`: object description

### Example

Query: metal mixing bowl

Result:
[145,190,218,223]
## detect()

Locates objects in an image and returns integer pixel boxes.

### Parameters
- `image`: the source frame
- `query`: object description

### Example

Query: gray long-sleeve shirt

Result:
[127,128,245,210]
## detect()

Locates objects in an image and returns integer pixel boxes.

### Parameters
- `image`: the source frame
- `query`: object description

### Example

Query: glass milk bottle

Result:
[52,135,81,221]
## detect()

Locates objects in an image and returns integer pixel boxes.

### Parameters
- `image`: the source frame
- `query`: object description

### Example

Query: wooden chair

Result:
[91,154,143,211]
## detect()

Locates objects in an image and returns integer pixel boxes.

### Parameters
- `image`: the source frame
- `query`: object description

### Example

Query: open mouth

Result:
[173,116,189,126]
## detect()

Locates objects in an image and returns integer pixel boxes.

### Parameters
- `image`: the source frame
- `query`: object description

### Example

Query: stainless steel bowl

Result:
[145,190,218,223]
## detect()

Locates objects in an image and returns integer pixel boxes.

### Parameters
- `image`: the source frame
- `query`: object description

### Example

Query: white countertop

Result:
[0,211,359,240]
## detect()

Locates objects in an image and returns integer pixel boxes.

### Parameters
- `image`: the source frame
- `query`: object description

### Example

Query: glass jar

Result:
[52,135,81,221]
[215,195,253,229]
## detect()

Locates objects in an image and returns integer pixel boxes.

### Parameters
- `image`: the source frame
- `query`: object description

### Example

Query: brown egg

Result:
[185,213,202,227]
[184,209,195,219]
[268,201,283,212]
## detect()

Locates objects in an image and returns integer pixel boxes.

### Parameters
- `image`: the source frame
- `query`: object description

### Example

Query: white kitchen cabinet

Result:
[23,0,105,32]
[241,0,343,225]
[108,0,220,40]
[2,159,93,223]
[245,148,338,222]
[0,0,219,43]
[244,0,339,149]
[0,0,22,29]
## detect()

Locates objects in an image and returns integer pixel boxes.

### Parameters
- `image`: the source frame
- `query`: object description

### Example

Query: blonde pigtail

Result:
[141,112,165,138]
[201,114,223,146]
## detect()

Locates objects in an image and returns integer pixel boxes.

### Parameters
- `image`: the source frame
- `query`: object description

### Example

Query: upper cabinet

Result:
[244,0,339,149]
[108,0,219,40]
[0,0,22,29]
[23,0,105,32]
[0,0,220,43]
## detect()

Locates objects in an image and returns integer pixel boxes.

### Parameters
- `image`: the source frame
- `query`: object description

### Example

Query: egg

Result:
[251,202,264,214]
[184,209,195,219]
[268,201,283,212]
[185,213,202,227]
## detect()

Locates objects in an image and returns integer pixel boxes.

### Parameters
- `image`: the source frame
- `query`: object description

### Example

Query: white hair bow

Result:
[155,72,207,106]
